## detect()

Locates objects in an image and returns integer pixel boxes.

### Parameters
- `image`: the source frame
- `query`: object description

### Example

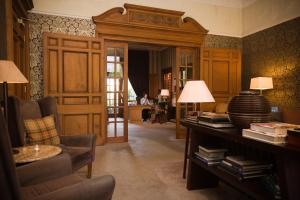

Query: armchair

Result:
[7,96,96,178]
[0,111,115,200]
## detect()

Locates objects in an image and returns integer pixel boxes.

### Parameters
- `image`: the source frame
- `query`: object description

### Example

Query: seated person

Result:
[140,92,151,121]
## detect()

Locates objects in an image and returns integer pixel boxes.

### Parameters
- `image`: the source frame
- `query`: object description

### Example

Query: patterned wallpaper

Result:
[28,13,242,100]
[204,34,242,49]
[28,13,95,99]
[242,17,300,109]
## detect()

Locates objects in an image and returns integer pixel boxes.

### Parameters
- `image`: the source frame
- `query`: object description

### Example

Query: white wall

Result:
[31,0,243,37]
[242,0,300,36]
[31,0,300,37]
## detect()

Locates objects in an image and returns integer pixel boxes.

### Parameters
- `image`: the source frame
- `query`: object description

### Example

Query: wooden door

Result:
[43,33,105,145]
[201,48,241,103]
[176,47,199,139]
[8,7,30,99]
[104,41,128,143]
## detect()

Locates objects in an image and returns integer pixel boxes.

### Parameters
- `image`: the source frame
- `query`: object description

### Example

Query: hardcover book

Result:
[250,122,300,136]
[195,152,224,161]
[198,120,234,128]
[242,129,286,144]
[198,145,227,153]
[225,156,265,167]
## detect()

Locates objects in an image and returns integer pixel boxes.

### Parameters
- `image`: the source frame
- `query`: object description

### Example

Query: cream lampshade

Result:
[160,89,170,97]
[0,60,28,119]
[250,77,273,95]
[178,80,215,103]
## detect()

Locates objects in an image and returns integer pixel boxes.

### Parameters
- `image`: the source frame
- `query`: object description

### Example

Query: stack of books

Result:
[198,112,234,128]
[219,156,272,181]
[243,122,300,144]
[185,115,198,123]
[194,145,227,166]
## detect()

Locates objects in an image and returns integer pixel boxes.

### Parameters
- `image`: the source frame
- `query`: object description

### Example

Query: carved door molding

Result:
[92,4,208,47]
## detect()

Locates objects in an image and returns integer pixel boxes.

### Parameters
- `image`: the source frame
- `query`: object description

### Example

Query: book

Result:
[220,161,265,176]
[198,120,234,128]
[218,165,267,180]
[198,149,226,159]
[198,145,227,153]
[242,129,286,144]
[221,160,271,174]
[225,156,268,167]
[194,153,222,166]
[198,112,229,123]
[195,152,224,161]
[250,122,300,136]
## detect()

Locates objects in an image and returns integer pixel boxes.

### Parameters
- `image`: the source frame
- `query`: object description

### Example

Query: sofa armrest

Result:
[36,175,115,200]
[60,134,96,148]
[17,152,72,186]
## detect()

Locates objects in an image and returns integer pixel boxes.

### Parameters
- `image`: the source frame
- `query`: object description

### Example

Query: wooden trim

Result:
[93,4,208,46]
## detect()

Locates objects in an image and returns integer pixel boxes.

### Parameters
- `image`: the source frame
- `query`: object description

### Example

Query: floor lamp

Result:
[0,60,28,119]
[177,80,215,179]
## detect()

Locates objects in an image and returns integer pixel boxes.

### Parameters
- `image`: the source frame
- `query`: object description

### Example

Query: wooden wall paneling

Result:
[201,48,241,103]
[1,0,32,100]
[44,33,105,145]
[149,50,160,98]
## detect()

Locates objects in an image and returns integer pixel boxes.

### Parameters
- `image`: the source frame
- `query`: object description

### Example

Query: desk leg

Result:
[183,127,190,179]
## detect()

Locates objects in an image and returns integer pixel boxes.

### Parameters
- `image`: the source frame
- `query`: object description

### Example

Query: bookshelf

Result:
[182,120,300,200]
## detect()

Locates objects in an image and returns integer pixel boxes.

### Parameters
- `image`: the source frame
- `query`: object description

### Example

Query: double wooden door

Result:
[44,32,203,143]
[44,33,129,144]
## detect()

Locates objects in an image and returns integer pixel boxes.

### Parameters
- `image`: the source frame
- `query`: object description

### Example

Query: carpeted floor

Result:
[79,122,247,200]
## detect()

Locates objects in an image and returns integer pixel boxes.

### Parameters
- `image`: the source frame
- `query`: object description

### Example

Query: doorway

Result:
[93,3,207,141]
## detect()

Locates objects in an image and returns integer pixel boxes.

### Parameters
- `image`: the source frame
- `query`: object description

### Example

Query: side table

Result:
[13,145,62,164]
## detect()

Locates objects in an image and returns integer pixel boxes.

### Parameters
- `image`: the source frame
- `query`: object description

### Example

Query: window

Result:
[128,79,137,102]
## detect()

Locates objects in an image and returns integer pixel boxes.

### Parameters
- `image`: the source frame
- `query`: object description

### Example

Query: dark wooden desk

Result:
[181,120,300,200]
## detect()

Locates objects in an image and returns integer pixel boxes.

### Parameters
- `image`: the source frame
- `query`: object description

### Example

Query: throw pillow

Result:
[24,115,60,145]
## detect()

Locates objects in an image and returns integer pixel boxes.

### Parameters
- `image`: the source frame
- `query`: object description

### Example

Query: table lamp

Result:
[250,77,273,95]
[160,89,170,101]
[0,60,28,119]
[178,80,215,116]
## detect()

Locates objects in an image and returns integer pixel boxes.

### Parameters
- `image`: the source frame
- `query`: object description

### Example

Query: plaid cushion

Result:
[24,115,60,145]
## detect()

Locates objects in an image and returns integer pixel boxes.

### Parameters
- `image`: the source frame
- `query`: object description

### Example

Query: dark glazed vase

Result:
[228,91,271,129]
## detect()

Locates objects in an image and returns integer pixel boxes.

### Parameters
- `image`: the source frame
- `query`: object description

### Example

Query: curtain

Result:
[128,50,149,98]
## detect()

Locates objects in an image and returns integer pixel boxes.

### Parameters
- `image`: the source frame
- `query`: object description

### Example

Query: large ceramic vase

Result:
[228,91,271,129]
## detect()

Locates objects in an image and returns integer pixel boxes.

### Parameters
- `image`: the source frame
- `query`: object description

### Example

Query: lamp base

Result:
[2,82,8,119]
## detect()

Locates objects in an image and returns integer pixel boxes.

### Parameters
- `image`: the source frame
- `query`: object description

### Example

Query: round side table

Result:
[13,145,62,164]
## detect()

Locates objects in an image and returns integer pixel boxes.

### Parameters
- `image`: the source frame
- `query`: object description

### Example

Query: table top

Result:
[13,145,62,164]
[129,105,153,109]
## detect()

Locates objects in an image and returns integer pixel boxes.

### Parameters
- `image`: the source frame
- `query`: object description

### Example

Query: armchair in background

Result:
[7,96,96,178]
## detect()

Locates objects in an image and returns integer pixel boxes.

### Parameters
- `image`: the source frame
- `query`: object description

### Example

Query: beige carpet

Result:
[79,122,247,200]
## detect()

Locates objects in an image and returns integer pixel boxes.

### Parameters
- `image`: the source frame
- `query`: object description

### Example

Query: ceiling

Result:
[192,0,257,8]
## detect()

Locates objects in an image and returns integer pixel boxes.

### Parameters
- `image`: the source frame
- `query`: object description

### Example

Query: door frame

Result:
[104,40,129,143]
[93,4,207,140]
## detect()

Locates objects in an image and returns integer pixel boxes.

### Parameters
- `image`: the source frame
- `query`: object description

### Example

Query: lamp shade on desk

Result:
[178,80,215,103]
[160,89,170,97]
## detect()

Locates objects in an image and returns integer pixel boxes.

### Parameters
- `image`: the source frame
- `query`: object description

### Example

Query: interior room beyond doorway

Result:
[107,42,177,138]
